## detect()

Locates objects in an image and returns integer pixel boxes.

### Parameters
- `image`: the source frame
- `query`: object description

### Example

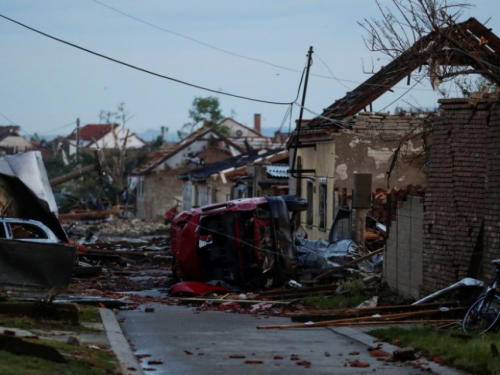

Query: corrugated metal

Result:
[266,165,289,178]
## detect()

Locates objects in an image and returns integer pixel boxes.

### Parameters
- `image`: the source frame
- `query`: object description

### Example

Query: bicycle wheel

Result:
[462,294,500,334]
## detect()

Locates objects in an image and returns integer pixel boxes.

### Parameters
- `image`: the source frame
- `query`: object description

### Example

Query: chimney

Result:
[254,114,261,134]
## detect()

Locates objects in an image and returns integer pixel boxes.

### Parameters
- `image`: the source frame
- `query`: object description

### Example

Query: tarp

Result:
[0,239,76,288]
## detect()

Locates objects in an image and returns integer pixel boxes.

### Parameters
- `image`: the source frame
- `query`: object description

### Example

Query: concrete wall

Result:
[383,196,424,299]
[138,170,185,219]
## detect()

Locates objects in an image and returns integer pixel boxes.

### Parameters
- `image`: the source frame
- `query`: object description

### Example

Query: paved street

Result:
[119,304,430,374]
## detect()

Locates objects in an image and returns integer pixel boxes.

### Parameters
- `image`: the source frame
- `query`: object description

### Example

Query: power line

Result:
[0,110,36,139]
[39,121,76,134]
[0,111,16,126]
[314,53,351,91]
[90,0,303,75]
[0,12,297,106]
[89,0,437,92]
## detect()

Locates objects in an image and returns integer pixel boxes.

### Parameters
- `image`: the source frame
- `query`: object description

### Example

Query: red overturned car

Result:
[170,196,307,290]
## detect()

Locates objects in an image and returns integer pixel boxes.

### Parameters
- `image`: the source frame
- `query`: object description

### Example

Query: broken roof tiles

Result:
[309,17,500,127]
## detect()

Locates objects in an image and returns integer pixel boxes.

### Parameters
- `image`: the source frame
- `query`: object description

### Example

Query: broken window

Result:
[9,223,48,239]
[306,180,313,227]
[319,180,327,230]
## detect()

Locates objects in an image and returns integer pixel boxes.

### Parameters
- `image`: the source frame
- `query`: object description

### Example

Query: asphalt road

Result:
[119,303,431,375]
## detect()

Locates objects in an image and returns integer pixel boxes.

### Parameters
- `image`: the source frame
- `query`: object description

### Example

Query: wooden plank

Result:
[258,284,339,297]
[331,319,459,327]
[257,307,466,330]
[287,301,462,317]
[258,289,341,301]
[177,298,289,307]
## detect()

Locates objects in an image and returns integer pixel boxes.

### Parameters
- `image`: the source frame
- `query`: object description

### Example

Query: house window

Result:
[306,180,313,227]
[319,180,327,231]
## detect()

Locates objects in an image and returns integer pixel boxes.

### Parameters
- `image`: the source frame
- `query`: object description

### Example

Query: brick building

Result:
[422,94,500,294]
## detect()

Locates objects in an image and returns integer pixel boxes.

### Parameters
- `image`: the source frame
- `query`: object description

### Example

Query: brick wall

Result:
[422,97,500,296]
[384,196,424,299]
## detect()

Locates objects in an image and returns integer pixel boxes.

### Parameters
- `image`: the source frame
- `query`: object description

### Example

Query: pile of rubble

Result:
[66,219,168,238]
[370,184,426,225]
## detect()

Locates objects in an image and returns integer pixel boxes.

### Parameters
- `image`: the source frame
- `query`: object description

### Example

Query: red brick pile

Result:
[370,184,426,225]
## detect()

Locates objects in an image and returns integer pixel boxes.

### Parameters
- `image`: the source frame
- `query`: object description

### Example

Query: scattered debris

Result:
[392,347,416,362]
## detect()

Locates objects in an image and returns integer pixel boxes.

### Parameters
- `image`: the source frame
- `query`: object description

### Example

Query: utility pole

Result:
[75,118,80,163]
[289,46,315,178]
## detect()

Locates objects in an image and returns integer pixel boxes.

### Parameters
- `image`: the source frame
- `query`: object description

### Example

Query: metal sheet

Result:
[0,152,57,214]
[0,239,76,288]
[0,151,67,241]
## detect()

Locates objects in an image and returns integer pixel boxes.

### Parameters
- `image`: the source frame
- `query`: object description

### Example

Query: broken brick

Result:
[147,360,164,365]
[393,347,416,362]
[369,350,391,358]
[349,360,370,368]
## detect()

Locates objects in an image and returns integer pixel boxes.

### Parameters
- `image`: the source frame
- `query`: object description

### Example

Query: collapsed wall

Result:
[422,95,500,296]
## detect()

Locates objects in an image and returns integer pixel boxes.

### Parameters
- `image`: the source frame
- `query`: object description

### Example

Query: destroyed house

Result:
[177,148,286,211]
[218,114,277,150]
[289,17,499,241]
[132,126,245,219]
[66,123,146,155]
[0,126,31,154]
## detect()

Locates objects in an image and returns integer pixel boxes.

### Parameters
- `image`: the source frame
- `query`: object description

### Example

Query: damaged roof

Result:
[177,149,286,182]
[309,17,500,127]
[0,126,24,142]
[132,126,246,175]
[67,124,119,141]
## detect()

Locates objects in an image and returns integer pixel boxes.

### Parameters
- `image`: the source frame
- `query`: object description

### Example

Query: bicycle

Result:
[462,259,500,334]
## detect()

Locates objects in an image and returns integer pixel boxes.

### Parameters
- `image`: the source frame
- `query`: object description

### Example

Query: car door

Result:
[6,221,52,243]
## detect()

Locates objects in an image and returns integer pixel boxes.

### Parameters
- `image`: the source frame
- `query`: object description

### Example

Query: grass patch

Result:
[0,305,101,332]
[0,338,117,375]
[302,279,408,309]
[79,306,101,324]
[371,325,500,375]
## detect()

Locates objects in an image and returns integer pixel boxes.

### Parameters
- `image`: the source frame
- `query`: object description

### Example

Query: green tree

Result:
[178,96,227,139]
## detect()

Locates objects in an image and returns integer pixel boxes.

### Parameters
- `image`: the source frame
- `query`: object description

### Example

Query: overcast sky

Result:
[0,1,498,139]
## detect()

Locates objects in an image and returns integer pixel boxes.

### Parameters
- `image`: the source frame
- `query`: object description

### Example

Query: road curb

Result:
[330,326,467,375]
[99,308,144,375]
